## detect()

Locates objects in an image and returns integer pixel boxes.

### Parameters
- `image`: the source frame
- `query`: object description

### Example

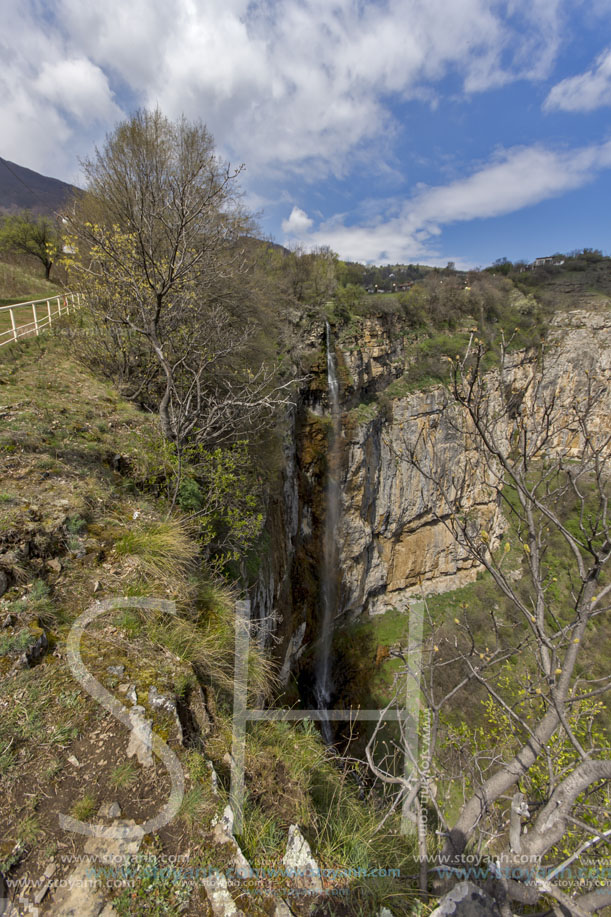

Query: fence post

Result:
[0,293,76,348]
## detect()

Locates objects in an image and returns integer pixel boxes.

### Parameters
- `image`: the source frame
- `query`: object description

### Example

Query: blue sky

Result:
[3,1,611,267]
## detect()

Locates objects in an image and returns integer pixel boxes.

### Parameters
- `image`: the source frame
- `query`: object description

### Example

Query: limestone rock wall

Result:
[336,309,611,617]
[253,308,611,671]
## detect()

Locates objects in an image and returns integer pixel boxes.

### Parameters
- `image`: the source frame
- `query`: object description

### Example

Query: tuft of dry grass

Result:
[145,581,276,700]
[71,792,97,821]
[113,516,199,588]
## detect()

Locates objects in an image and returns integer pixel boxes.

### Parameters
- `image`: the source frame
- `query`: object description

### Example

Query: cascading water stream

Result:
[314,321,341,743]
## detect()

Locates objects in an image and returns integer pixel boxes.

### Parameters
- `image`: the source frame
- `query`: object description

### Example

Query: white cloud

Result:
[544,47,611,112]
[409,144,611,225]
[0,2,124,178]
[33,58,122,125]
[0,0,566,182]
[282,206,315,235]
[297,140,611,263]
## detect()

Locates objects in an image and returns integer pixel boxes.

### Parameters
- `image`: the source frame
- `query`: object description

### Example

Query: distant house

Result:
[532,255,565,267]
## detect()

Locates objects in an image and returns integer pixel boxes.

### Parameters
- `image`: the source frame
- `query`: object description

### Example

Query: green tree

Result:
[337,259,366,287]
[0,211,60,280]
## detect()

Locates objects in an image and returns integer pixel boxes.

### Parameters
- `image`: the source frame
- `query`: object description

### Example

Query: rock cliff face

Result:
[340,386,498,617]
[338,309,610,617]
[253,309,611,676]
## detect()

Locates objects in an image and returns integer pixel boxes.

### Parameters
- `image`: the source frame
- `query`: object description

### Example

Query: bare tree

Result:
[63,109,296,473]
[366,331,611,914]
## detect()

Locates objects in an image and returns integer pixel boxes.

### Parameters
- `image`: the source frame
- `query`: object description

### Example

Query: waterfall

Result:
[314,321,341,743]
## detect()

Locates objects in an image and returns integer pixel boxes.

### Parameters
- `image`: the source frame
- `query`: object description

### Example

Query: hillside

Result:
[0,259,60,308]
[0,158,78,217]
[0,241,609,917]
[0,332,418,916]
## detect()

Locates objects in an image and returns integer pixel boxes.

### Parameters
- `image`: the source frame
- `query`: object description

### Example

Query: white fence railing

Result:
[0,293,81,348]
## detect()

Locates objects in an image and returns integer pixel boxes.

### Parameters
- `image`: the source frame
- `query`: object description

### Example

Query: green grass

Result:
[49,723,79,745]
[99,854,194,916]
[71,792,97,821]
[0,252,66,342]
[17,814,42,847]
[347,401,379,424]
[239,801,284,863]
[0,579,59,630]
[113,517,199,585]
[0,255,59,300]
[0,629,35,656]
[385,331,472,396]
[179,785,215,829]
[144,581,274,699]
[110,760,139,790]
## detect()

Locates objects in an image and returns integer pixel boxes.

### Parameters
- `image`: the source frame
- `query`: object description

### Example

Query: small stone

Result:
[211,806,251,878]
[429,881,501,917]
[107,665,125,677]
[282,824,323,895]
[187,685,211,737]
[118,683,137,704]
[208,760,219,795]
[33,881,50,905]
[67,754,80,767]
[126,707,153,766]
[20,629,48,667]
[46,558,62,574]
[202,871,244,916]
[98,801,122,818]
[148,685,183,742]
[43,863,57,879]
[148,685,174,712]
[92,580,101,593]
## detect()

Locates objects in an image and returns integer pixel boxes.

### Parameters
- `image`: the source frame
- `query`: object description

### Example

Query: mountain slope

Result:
[0,157,78,216]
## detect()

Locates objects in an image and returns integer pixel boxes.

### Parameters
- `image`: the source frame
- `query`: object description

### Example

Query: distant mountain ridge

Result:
[0,158,79,216]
